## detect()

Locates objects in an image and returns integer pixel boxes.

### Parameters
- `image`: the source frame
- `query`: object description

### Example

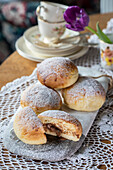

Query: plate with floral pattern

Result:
[23,26,81,55]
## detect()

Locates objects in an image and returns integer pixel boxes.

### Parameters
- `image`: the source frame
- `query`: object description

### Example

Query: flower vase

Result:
[100,40,113,70]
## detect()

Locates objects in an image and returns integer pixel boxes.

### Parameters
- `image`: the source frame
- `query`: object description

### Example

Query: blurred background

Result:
[0,0,108,64]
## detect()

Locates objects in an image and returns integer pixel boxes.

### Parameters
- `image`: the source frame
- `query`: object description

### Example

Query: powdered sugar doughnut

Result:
[37,57,78,89]
[13,107,47,145]
[38,110,82,141]
[21,83,62,114]
[62,77,106,111]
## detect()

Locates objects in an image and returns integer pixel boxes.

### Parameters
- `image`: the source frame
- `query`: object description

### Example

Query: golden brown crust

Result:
[38,110,82,141]
[20,83,62,115]
[37,57,78,89]
[13,107,47,145]
[62,77,106,111]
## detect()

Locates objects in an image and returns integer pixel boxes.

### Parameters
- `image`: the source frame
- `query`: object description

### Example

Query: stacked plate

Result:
[16,26,88,62]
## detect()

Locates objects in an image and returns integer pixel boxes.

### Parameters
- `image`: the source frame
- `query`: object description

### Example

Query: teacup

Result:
[36,1,68,22]
[38,16,66,42]
[100,39,113,70]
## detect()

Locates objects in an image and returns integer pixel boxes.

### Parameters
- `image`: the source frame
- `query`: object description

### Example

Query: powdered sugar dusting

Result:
[39,110,81,127]
[37,57,77,79]
[66,77,105,99]
[21,83,61,109]
[16,107,43,131]
[3,115,85,161]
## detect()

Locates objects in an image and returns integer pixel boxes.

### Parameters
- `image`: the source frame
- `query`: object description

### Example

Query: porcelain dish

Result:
[16,36,88,62]
[37,2,68,22]
[23,26,81,54]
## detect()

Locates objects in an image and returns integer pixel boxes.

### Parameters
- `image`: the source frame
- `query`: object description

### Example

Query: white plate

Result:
[23,26,81,55]
[16,36,89,62]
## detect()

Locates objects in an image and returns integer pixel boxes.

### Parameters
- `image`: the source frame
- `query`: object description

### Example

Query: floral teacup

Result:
[38,17,66,42]
[100,39,113,70]
[36,2,67,22]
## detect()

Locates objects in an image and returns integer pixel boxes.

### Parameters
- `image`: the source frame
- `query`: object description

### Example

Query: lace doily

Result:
[0,48,113,169]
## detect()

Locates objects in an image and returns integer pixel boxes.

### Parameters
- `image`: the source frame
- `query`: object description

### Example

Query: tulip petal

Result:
[64,6,80,23]
[80,9,89,27]
[64,6,89,32]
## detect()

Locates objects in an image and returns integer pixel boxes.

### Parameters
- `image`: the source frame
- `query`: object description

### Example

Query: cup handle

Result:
[36,5,47,16]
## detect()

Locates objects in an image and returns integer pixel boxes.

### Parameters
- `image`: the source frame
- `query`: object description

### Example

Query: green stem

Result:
[86,26,99,37]
[96,22,113,44]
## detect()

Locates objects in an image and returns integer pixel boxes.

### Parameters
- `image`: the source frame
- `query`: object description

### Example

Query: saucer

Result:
[16,36,89,62]
[23,26,81,56]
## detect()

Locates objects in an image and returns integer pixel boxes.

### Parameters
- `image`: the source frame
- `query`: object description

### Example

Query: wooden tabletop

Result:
[0,12,113,89]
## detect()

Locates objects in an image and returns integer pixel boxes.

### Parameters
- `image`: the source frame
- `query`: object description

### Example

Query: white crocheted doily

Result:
[0,48,113,169]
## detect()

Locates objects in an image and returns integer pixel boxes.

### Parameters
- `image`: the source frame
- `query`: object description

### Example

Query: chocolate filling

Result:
[43,123,62,137]
[44,123,79,139]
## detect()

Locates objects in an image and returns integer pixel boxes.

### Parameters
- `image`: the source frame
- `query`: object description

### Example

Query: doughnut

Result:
[21,83,62,115]
[62,77,106,112]
[38,110,82,141]
[13,107,47,145]
[37,57,78,89]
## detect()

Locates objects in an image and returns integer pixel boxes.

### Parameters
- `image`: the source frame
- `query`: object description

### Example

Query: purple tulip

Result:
[63,6,89,31]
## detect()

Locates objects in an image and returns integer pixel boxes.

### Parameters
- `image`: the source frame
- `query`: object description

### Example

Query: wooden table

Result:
[0,12,113,89]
